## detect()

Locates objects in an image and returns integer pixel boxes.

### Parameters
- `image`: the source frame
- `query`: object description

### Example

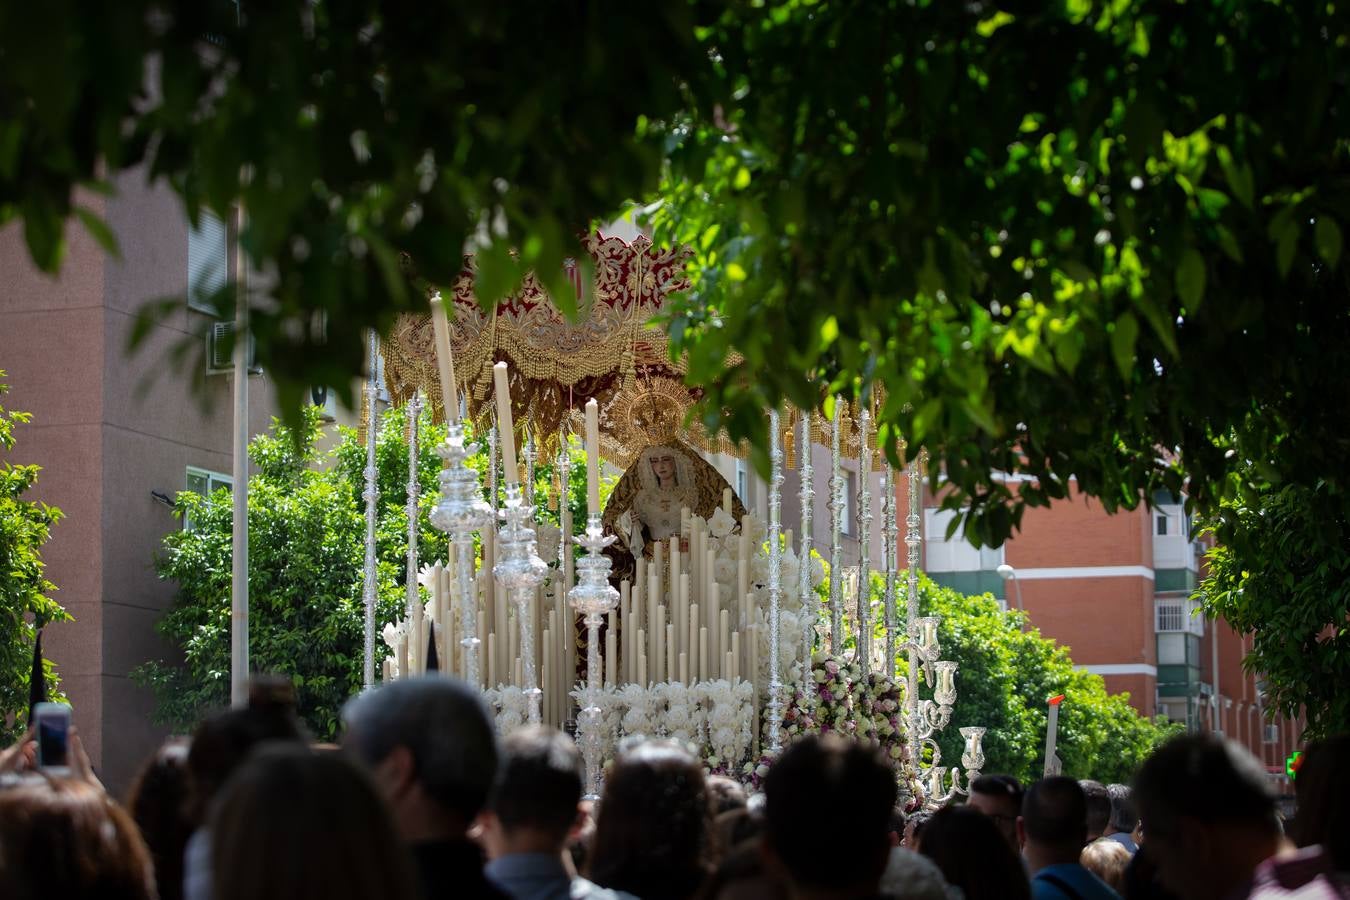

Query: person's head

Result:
[708,774,749,816]
[967,774,1024,851]
[1080,779,1111,841]
[647,448,680,486]
[342,676,498,841]
[1019,776,1088,867]
[483,725,582,858]
[210,745,416,900]
[714,808,764,860]
[126,738,193,900]
[186,704,306,824]
[705,836,789,900]
[1107,782,1138,837]
[1132,734,1281,900]
[879,847,957,900]
[1294,733,1349,871]
[588,740,712,900]
[763,735,896,898]
[902,810,933,851]
[919,805,1030,900]
[1081,838,1131,893]
[0,777,155,900]
[887,805,907,847]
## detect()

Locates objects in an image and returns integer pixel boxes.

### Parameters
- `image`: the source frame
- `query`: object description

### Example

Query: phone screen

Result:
[38,713,70,768]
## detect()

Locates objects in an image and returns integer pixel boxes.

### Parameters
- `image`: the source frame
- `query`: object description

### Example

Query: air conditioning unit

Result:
[206,322,260,375]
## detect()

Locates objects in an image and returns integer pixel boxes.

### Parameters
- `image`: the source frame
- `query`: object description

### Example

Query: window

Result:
[840,470,855,535]
[1156,514,1169,536]
[735,460,748,505]
[184,466,233,530]
[188,209,230,314]
[923,508,1003,572]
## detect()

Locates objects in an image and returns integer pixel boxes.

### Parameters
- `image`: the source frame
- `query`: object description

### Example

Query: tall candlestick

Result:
[493,362,519,484]
[799,410,815,665]
[857,405,872,676]
[828,397,844,651]
[428,293,459,422]
[585,398,601,516]
[767,407,785,753]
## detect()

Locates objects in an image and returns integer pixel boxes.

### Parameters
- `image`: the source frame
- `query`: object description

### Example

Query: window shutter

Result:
[188,210,229,313]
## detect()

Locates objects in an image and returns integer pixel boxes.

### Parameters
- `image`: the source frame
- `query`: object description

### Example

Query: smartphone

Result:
[33,702,72,774]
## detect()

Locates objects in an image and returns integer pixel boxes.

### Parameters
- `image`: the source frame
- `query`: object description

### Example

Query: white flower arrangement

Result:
[699,678,755,772]
[655,681,700,744]
[707,506,737,538]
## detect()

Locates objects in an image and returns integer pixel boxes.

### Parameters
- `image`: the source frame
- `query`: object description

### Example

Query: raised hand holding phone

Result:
[33,702,72,775]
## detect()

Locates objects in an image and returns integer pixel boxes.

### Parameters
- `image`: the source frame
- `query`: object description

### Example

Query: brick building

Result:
[0,174,280,791]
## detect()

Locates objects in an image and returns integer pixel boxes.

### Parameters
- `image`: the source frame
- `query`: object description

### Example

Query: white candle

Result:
[493,362,518,484]
[731,632,741,682]
[723,487,732,514]
[720,609,730,680]
[606,629,617,686]
[585,398,601,516]
[699,627,709,682]
[679,652,688,686]
[543,638,552,725]
[429,293,459,422]
[689,603,699,672]
[667,623,676,684]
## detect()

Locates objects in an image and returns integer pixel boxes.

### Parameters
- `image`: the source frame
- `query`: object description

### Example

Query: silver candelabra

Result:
[494,483,549,724]
[900,453,984,807]
[569,513,620,799]
[430,421,494,688]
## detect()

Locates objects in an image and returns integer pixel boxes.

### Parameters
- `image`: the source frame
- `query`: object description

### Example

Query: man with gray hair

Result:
[343,677,505,900]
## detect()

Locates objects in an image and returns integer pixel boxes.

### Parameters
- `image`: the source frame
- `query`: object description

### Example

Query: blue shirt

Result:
[1032,863,1122,900]
[485,853,634,900]
[1103,831,1138,855]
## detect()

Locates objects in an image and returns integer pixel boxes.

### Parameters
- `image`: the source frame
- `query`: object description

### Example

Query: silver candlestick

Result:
[767,409,785,754]
[797,410,815,665]
[828,398,844,651]
[362,330,381,689]
[882,466,899,678]
[899,450,984,807]
[405,391,422,622]
[430,421,493,688]
[569,513,620,799]
[494,483,549,724]
[857,405,872,676]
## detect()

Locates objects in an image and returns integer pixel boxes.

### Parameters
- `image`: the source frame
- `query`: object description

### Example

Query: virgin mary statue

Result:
[601,442,747,585]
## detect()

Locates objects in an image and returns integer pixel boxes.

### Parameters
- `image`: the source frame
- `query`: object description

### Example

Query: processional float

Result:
[362,231,983,806]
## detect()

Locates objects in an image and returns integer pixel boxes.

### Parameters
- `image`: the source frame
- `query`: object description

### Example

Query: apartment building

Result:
[0,171,278,791]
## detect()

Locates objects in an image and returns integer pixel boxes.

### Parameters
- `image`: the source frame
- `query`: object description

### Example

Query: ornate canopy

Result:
[380,231,746,467]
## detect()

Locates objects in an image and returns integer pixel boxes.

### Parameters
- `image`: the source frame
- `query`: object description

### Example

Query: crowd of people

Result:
[0,675,1345,900]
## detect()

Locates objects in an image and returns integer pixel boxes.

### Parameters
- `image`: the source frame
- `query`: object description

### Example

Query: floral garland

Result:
[748,652,916,797]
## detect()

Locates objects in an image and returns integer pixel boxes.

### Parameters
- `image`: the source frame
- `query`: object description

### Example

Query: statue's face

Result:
[650,453,677,484]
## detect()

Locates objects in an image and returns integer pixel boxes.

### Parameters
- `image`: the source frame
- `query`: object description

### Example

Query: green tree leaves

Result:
[0,373,70,743]
[136,404,606,738]
[1199,471,1350,740]
[649,0,1349,552]
[910,575,1179,784]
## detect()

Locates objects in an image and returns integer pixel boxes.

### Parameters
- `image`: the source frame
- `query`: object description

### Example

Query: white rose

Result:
[708,506,737,538]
